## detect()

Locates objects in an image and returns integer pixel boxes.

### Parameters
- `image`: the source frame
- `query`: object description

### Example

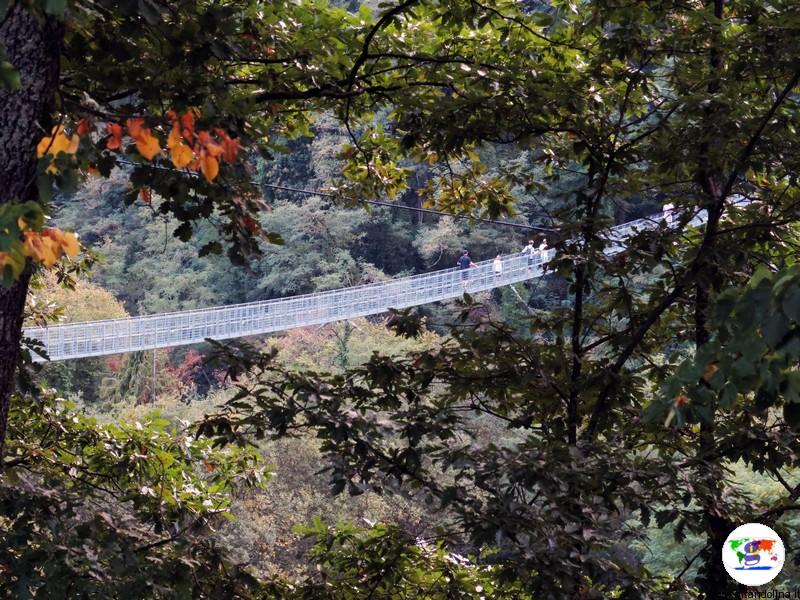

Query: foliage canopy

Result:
[4,0,800,597]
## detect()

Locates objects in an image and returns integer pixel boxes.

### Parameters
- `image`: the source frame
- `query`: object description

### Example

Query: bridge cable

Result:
[114,159,554,234]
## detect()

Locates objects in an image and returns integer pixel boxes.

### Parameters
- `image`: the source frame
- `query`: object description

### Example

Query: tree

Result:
[5,0,800,596]
[0,0,412,455]
[191,1,800,597]
[0,388,271,597]
[0,3,62,457]
[27,270,129,403]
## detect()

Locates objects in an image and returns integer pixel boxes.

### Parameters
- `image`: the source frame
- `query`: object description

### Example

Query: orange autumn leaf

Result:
[166,125,182,149]
[180,110,197,138]
[55,132,79,155]
[106,123,123,150]
[43,229,79,258]
[123,118,161,160]
[36,135,52,158]
[222,137,240,163]
[76,118,92,136]
[37,125,79,158]
[139,187,152,204]
[170,142,193,169]
[135,131,161,160]
[205,141,224,158]
[196,130,224,157]
[199,153,219,182]
[23,231,59,267]
[215,129,240,163]
[59,231,80,257]
[126,117,145,140]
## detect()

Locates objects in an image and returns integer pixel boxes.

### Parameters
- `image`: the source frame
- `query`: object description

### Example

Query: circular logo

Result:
[722,523,785,586]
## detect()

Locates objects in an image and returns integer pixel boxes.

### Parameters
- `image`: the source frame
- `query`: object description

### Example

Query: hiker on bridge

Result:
[458,250,476,290]
[522,239,537,272]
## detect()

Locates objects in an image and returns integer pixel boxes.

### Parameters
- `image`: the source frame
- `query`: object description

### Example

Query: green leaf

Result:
[264,231,284,245]
[198,241,223,257]
[43,0,68,16]
[174,222,193,242]
[784,403,800,429]
[782,285,800,321]
[0,47,20,90]
[762,312,788,348]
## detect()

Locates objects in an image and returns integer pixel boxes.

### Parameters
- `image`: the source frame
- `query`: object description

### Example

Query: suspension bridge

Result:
[24,207,697,362]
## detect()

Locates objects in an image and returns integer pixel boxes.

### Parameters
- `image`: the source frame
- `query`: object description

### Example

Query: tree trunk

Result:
[0,4,63,459]
[693,1,741,594]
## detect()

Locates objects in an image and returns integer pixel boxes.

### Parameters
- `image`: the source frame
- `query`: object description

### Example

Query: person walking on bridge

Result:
[458,250,476,290]
[522,240,536,272]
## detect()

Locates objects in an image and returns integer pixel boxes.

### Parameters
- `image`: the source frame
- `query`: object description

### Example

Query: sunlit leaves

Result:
[105,122,123,150]
[93,110,240,182]
[20,108,257,283]
[36,125,79,159]
[0,200,79,284]
[199,153,219,183]
[21,228,79,267]
[261,519,532,599]
[167,125,193,168]
[127,117,162,160]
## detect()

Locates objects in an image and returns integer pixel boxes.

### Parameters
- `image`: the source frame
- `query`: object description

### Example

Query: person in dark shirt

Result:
[457,250,476,289]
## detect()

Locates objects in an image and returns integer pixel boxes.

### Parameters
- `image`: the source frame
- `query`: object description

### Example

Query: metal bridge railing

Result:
[23,207,706,362]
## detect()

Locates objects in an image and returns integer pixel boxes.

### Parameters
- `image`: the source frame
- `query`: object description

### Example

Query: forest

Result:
[2,0,800,598]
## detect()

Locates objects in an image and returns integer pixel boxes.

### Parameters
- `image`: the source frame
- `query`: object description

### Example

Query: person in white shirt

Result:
[493,254,503,279]
[663,202,675,226]
[522,240,536,272]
